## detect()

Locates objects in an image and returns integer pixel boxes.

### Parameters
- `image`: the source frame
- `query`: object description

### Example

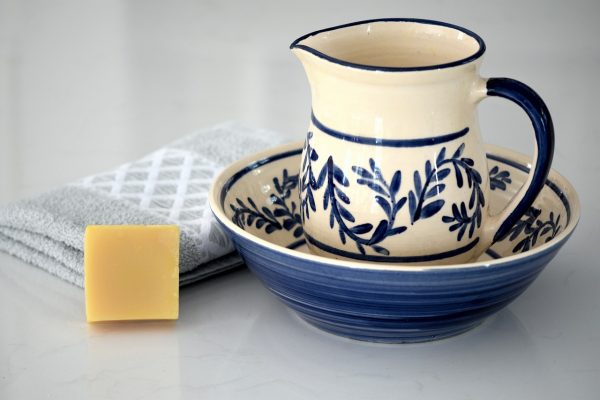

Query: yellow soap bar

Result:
[84,225,180,322]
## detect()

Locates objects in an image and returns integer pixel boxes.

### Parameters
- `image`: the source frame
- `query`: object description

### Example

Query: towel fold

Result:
[0,122,285,287]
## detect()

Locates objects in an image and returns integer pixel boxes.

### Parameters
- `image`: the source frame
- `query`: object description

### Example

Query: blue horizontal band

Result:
[304,232,479,263]
[311,112,469,148]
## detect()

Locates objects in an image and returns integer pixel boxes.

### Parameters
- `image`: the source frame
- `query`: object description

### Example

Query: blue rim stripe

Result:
[290,18,486,72]
[305,232,479,262]
[311,112,469,148]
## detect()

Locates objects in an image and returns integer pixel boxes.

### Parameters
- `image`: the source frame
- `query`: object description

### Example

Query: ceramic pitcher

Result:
[291,18,554,264]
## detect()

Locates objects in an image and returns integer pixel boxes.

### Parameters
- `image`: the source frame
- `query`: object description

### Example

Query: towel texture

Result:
[0,123,285,287]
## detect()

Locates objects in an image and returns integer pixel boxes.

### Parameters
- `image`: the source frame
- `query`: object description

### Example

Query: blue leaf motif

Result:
[454,164,463,188]
[393,197,407,214]
[375,195,391,217]
[472,168,482,184]
[461,158,475,167]
[389,226,407,236]
[335,187,350,204]
[273,177,282,193]
[356,243,366,255]
[333,164,349,186]
[442,215,454,223]
[436,147,447,165]
[421,199,445,219]
[390,171,401,197]
[356,180,387,195]
[283,219,296,230]
[413,171,422,195]
[368,158,378,173]
[337,204,355,223]
[369,220,389,244]
[310,148,318,161]
[317,165,328,187]
[501,206,562,253]
[350,223,373,234]
[308,190,316,211]
[457,224,467,241]
[352,166,373,179]
[437,168,451,180]
[408,191,417,223]
[489,166,512,191]
[338,229,346,244]
[232,169,302,237]
[372,245,390,255]
[453,143,465,158]
[426,184,446,199]
[323,187,330,210]
[425,160,432,177]
[273,208,287,217]
[469,188,476,208]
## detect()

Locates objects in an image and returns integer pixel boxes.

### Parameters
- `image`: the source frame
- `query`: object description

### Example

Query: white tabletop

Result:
[1,1,598,399]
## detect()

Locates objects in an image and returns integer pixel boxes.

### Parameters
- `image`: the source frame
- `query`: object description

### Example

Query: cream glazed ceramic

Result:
[291,18,554,264]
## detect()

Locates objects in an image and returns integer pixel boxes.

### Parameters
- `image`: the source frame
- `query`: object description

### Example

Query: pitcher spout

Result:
[289,38,324,90]
[289,45,314,75]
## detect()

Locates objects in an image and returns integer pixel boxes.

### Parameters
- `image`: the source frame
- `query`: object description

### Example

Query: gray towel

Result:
[0,122,285,287]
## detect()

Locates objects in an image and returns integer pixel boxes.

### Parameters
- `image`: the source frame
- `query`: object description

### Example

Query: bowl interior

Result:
[214,143,576,267]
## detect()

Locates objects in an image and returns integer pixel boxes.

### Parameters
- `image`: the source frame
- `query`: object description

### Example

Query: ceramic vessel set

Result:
[209,18,579,343]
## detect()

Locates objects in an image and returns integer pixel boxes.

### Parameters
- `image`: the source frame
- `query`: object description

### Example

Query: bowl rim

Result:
[209,141,580,272]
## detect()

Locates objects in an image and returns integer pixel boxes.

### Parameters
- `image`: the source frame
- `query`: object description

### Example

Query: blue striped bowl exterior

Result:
[224,224,568,342]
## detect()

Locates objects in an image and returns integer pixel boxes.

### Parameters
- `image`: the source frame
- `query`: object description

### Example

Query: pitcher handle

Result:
[483,77,555,244]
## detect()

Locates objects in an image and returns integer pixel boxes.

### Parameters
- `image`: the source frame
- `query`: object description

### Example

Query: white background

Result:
[0,0,598,399]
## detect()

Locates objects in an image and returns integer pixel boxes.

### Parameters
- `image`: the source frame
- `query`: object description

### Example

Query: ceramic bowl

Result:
[209,142,579,343]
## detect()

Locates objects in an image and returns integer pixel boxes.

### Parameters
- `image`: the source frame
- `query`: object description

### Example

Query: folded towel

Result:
[0,122,285,287]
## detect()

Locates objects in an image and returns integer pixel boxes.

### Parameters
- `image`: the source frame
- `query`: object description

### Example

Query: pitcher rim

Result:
[289,18,486,72]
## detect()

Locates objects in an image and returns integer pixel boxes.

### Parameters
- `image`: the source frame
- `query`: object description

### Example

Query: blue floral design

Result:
[300,131,320,221]
[300,134,488,253]
[231,169,303,238]
[507,207,561,253]
[352,158,408,244]
[483,166,562,253]
[300,133,407,255]
[489,166,512,191]
[410,143,485,241]
[233,150,562,256]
